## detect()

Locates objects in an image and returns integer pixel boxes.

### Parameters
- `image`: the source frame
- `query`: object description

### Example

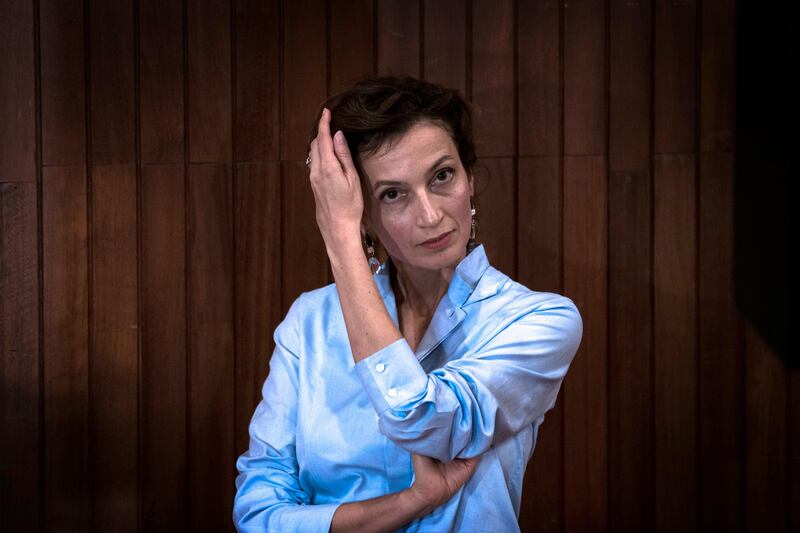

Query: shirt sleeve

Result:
[353,294,583,462]
[233,297,340,532]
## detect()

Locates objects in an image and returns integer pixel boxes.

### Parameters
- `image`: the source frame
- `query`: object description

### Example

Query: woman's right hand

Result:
[406,453,481,512]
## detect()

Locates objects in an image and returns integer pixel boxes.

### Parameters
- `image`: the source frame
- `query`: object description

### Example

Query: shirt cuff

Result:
[354,338,429,415]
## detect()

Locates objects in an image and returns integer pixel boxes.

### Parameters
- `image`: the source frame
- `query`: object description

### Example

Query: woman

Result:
[233,76,583,532]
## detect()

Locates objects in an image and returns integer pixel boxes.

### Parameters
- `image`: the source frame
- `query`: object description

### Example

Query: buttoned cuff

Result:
[354,338,429,415]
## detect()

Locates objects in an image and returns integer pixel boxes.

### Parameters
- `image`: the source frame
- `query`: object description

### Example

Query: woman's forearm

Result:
[329,488,433,533]
[327,236,403,363]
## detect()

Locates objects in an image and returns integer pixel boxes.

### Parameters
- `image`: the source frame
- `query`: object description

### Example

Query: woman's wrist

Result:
[329,488,436,533]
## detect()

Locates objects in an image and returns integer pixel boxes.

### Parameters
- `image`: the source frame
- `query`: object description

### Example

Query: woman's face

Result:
[359,120,474,273]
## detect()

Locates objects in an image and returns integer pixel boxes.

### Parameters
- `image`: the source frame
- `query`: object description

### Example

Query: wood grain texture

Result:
[474,157,515,278]
[40,0,85,166]
[234,162,282,457]
[518,156,563,533]
[90,0,135,165]
[187,0,232,163]
[563,155,608,532]
[235,0,281,162]
[471,0,514,158]
[282,0,327,161]
[518,0,560,157]
[377,0,420,77]
[654,0,696,154]
[330,0,375,94]
[700,0,736,152]
[90,163,139,532]
[0,182,40,531]
[188,163,236,531]
[0,0,35,182]
[141,164,188,532]
[653,153,697,533]
[745,323,788,531]
[423,0,467,96]
[564,0,606,155]
[698,152,744,531]
[140,0,184,164]
[43,166,89,531]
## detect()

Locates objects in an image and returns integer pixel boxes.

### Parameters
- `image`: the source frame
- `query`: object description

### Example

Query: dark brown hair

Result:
[307,75,477,184]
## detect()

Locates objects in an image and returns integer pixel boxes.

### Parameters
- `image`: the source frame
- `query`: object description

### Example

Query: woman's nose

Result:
[416,192,443,227]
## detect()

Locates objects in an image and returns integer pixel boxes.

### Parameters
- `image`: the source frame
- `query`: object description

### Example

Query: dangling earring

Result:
[364,232,383,274]
[467,196,479,253]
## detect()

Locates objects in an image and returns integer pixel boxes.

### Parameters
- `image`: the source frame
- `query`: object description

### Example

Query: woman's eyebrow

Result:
[371,154,454,190]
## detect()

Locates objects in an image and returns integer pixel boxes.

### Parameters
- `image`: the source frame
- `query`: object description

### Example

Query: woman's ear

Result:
[468,172,475,196]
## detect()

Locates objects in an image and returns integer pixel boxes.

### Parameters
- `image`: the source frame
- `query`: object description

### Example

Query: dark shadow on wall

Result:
[734,0,793,366]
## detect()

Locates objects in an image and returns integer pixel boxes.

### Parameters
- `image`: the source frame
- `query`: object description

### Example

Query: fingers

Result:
[315,108,345,175]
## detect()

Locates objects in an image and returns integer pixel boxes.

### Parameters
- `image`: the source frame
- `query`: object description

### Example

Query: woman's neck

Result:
[389,257,457,317]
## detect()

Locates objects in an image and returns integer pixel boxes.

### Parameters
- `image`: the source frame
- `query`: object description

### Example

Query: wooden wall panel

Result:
[377,0,419,77]
[187,0,232,163]
[90,164,139,532]
[140,0,184,164]
[653,153,697,532]
[1,2,793,532]
[141,165,188,532]
[90,1,135,165]
[0,0,35,182]
[0,182,40,530]
[234,162,282,456]
[518,156,563,533]
[608,0,653,530]
[40,0,85,166]
[330,0,375,93]
[563,155,608,531]
[188,164,236,531]
[234,0,281,163]
[42,167,89,531]
[423,0,467,96]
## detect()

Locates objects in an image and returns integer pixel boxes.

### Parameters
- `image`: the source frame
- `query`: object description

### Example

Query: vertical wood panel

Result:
[377,0,420,76]
[90,164,139,532]
[653,153,697,532]
[698,152,744,530]
[653,0,696,154]
[607,0,653,529]
[90,0,135,165]
[745,324,788,530]
[188,0,232,162]
[475,157,515,277]
[40,0,85,166]
[0,182,40,531]
[0,0,35,182]
[700,0,736,152]
[234,0,281,162]
[282,0,327,161]
[563,0,606,155]
[790,367,800,532]
[423,0,466,96]
[140,0,184,164]
[518,0,560,157]
[141,165,188,532]
[281,161,329,312]
[188,163,236,531]
[234,162,282,456]
[518,156,562,533]
[43,166,89,531]
[563,155,608,531]
[471,0,514,158]
[330,0,375,94]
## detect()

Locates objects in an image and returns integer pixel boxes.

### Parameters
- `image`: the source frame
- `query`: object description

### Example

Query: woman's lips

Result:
[420,230,453,249]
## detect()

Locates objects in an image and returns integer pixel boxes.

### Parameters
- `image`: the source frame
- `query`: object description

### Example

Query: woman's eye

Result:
[434,168,454,183]
[380,189,400,202]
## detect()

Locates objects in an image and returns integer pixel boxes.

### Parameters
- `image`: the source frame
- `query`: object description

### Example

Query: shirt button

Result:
[387,388,398,398]
[376,363,386,373]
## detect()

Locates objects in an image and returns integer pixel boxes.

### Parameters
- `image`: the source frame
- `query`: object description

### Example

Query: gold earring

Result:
[364,233,382,274]
[467,196,479,253]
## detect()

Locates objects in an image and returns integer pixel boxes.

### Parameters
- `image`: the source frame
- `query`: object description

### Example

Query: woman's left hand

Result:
[308,108,364,248]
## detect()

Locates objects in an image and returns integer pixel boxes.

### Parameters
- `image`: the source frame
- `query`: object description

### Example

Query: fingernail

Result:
[334,130,344,144]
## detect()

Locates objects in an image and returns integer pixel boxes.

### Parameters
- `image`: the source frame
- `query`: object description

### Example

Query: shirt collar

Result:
[374,244,492,309]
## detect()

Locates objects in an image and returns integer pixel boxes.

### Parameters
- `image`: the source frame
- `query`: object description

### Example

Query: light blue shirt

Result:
[233,244,583,532]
